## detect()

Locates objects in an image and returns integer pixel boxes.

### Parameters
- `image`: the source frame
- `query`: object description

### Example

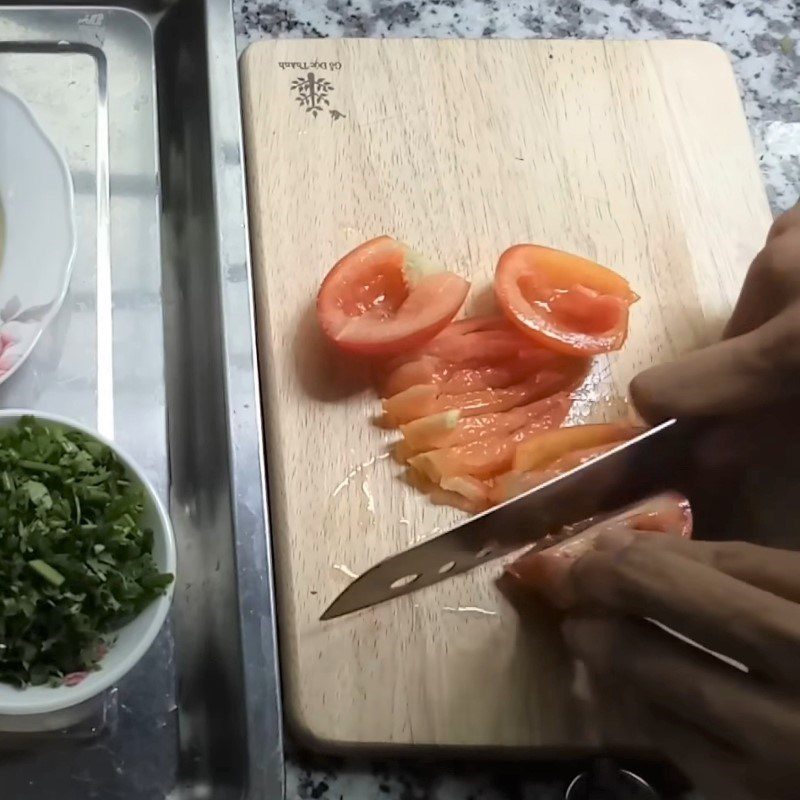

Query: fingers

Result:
[599,535,800,604]
[691,405,798,471]
[632,204,800,422]
[726,208,800,338]
[630,311,800,422]
[563,614,796,753]
[766,202,800,244]
[561,541,800,684]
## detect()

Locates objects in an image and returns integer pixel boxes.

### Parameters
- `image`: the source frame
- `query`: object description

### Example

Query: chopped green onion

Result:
[0,416,173,687]
[28,560,65,587]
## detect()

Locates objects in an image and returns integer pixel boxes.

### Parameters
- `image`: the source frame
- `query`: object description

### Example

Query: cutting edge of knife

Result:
[320,418,680,620]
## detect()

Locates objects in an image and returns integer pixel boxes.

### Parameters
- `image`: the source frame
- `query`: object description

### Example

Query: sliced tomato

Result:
[436,316,511,337]
[488,469,558,505]
[440,476,491,506]
[399,393,569,454]
[546,441,624,473]
[432,359,588,419]
[317,236,470,355]
[622,492,693,538]
[382,355,447,397]
[423,329,541,365]
[438,350,558,394]
[495,244,639,356]
[513,423,640,472]
[382,383,439,427]
[488,439,636,505]
[429,485,487,515]
[397,409,462,454]
[506,492,693,605]
[409,394,570,482]
[382,329,560,397]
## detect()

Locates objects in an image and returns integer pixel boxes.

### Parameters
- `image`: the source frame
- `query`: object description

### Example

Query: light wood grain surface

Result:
[240,39,772,751]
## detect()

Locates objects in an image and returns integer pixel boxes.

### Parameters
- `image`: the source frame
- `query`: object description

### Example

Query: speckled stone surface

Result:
[234,2,798,797]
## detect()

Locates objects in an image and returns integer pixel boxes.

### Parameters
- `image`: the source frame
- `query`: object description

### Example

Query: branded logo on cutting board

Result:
[280,61,346,122]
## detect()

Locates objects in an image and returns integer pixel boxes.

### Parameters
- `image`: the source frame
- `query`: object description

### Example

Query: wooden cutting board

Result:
[240,39,771,752]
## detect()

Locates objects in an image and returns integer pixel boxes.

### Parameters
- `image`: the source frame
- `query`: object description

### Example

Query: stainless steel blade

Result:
[321,418,692,620]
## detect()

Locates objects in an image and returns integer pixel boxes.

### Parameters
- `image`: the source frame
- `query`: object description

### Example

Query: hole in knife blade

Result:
[476,547,492,559]
[438,560,456,574]
[390,574,419,590]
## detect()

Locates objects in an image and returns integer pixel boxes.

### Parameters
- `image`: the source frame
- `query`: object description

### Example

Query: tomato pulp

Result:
[316,236,470,356]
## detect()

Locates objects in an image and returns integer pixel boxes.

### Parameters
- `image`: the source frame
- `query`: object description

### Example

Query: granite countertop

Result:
[234,1,799,797]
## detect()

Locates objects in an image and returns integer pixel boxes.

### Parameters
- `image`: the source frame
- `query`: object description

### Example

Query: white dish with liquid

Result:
[0,86,76,384]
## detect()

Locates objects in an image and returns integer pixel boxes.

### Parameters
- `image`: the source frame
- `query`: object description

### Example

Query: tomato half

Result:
[495,244,639,356]
[317,236,470,356]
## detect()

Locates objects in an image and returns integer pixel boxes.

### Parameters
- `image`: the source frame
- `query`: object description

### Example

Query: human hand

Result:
[632,204,800,422]
[631,205,800,547]
[526,531,800,800]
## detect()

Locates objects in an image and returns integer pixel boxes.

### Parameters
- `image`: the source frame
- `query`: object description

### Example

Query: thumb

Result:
[630,315,798,422]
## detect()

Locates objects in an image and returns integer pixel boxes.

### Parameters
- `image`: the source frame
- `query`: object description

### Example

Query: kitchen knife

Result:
[321,418,694,620]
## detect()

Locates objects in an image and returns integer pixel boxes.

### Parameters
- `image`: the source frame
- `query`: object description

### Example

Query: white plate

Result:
[0,87,76,384]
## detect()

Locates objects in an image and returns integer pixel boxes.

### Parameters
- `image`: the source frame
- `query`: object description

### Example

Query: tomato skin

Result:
[494,244,638,356]
[317,236,470,356]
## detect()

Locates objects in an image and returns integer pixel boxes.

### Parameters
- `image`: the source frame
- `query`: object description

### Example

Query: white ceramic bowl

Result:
[0,87,76,384]
[0,411,175,721]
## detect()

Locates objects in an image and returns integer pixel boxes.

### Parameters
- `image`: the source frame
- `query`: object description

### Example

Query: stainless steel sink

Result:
[0,2,283,797]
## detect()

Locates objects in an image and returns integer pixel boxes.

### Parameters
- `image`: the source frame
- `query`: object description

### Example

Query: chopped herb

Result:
[28,560,65,587]
[0,416,173,687]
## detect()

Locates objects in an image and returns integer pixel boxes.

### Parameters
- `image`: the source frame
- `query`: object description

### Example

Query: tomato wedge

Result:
[381,324,561,397]
[495,244,639,356]
[408,393,571,481]
[488,469,558,505]
[317,236,470,355]
[381,355,447,398]
[506,493,692,605]
[512,423,640,472]
[399,392,571,455]
[383,357,587,427]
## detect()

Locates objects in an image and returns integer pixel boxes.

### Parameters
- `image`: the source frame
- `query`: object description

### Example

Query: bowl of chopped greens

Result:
[0,412,175,717]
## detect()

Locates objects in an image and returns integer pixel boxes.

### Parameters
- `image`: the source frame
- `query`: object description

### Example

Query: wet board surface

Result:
[240,39,771,751]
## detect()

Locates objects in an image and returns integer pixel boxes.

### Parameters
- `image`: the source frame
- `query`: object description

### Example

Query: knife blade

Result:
[321,418,695,620]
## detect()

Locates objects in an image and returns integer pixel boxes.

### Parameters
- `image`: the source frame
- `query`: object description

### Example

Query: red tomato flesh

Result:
[400,392,571,454]
[495,244,639,356]
[513,423,640,472]
[381,321,563,397]
[383,358,587,427]
[316,236,470,355]
[506,492,692,605]
[409,392,571,482]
